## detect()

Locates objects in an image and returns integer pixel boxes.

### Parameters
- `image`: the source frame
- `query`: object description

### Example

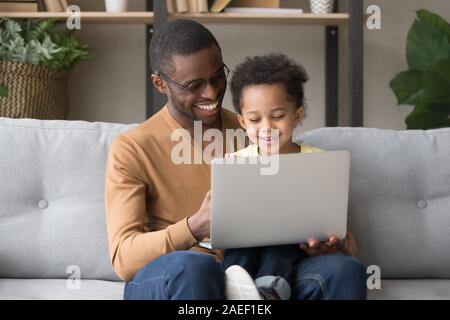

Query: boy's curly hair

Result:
[230,53,309,114]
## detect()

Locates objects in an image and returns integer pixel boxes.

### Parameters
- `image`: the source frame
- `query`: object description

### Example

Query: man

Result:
[105,19,367,300]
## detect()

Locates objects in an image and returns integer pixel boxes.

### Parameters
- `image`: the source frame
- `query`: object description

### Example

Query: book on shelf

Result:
[210,0,231,13]
[59,0,68,10]
[211,0,279,13]
[197,0,207,12]
[0,1,39,12]
[187,0,197,13]
[42,0,64,12]
[168,0,208,14]
[224,7,303,14]
[175,0,188,13]
[228,0,279,8]
[166,0,175,13]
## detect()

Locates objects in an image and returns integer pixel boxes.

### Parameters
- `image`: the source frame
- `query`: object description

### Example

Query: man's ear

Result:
[237,113,247,129]
[294,106,306,127]
[151,74,166,95]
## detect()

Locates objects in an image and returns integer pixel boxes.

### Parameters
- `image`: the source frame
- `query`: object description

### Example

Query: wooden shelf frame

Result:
[148,0,364,127]
[1,3,363,126]
[0,11,348,26]
[0,12,155,23]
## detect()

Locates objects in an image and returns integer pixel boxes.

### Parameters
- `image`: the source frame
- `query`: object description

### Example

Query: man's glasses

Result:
[156,64,230,94]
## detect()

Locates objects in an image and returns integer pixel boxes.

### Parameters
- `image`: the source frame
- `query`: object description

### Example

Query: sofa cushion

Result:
[0,279,124,299]
[368,280,450,300]
[298,127,450,278]
[0,117,137,280]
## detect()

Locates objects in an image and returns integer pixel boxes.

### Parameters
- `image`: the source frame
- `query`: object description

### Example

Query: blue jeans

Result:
[123,245,367,300]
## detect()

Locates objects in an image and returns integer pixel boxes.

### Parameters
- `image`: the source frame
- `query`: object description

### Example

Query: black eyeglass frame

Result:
[155,64,230,94]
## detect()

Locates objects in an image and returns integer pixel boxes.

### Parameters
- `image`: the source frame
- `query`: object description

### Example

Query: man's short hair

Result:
[149,19,222,75]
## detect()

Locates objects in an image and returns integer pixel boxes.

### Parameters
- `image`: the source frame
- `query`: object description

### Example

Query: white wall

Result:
[66,0,450,130]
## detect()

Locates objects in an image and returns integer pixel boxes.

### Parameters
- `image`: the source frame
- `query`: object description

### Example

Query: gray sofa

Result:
[0,117,449,299]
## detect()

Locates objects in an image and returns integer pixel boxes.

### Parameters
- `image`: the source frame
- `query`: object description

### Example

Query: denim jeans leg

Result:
[293,253,367,300]
[124,250,225,300]
[222,247,262,277]
[256,245,306,280]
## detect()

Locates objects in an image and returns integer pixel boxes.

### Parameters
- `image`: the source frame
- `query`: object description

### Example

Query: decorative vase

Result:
[310,0,335,14]
[105,0,128,12]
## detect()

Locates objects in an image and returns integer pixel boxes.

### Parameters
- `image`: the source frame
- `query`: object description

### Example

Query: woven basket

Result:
[0,61,69,120]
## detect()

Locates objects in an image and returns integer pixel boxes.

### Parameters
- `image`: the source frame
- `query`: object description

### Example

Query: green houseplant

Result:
[0,18,90,119]
[389,10,450,129]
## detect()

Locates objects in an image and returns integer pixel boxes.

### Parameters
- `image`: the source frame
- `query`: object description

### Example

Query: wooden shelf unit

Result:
[0,12,348,26]
[1,1,363,126]
[0,11,155,23]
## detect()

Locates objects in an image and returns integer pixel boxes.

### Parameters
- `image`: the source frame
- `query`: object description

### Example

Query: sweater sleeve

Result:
[104,135,198,281]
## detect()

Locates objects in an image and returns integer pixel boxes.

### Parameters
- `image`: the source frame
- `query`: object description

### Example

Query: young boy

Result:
[224,54,357,300]
[229,53,321,157]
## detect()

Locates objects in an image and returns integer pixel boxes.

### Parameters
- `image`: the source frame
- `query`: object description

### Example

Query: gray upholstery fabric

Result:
[0,279,124,300]
[0,117,137,280]
[1,117,450,299]
[298,127,450,279]
[368,280,450,300]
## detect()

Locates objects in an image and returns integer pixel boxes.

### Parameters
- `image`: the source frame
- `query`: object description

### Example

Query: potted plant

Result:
[389,10,450,129]
[0,18,90,119]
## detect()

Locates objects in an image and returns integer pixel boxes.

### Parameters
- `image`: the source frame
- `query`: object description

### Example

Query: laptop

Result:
[205,150,350,249]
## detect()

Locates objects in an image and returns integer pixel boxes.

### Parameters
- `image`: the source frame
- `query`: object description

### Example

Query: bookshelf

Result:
[0,0,364,126]
[170,12,349,25]
[0,12,155,23]
[0,12,347,25]
[148,0,364,127]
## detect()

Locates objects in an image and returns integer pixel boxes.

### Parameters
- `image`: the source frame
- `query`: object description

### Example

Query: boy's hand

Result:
[187,191,211,241]
[299,233,357,256]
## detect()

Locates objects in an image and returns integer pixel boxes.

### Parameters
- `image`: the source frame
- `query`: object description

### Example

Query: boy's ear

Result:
[237,113,247,129]
[151,74,167,95]
[294,106,306,127]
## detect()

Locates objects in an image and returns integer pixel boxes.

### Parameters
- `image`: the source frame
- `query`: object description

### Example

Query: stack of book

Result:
[42,0,69,12]
[166,0,300,14]
[167,0,209,14]
[0,0,39,12]
[0,0,69,12]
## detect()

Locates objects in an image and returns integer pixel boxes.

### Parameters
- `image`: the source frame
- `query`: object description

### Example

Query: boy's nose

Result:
[259,126,277,137]
[260,120,275,133]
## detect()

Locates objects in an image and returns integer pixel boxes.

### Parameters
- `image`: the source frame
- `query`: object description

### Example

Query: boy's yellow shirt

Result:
[229,143,323,157]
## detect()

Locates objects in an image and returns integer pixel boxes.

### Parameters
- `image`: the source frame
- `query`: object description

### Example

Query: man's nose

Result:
[200,82,220,100]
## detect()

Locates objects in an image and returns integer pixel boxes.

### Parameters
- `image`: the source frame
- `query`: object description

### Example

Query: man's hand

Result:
[187,191,211,241]
[299,233,357,257]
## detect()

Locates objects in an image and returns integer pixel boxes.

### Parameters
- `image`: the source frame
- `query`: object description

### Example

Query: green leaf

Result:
[389,70,424,105]
[407,20,450,71]
[425,99,450,113]
[423,57,450,101]
[416,9,450,42]
[405,103,450,129]
[0,84,7,97]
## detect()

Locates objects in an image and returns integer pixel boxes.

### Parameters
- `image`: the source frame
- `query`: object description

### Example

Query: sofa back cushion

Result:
[0,117,137,280]
[299,127,450,278]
